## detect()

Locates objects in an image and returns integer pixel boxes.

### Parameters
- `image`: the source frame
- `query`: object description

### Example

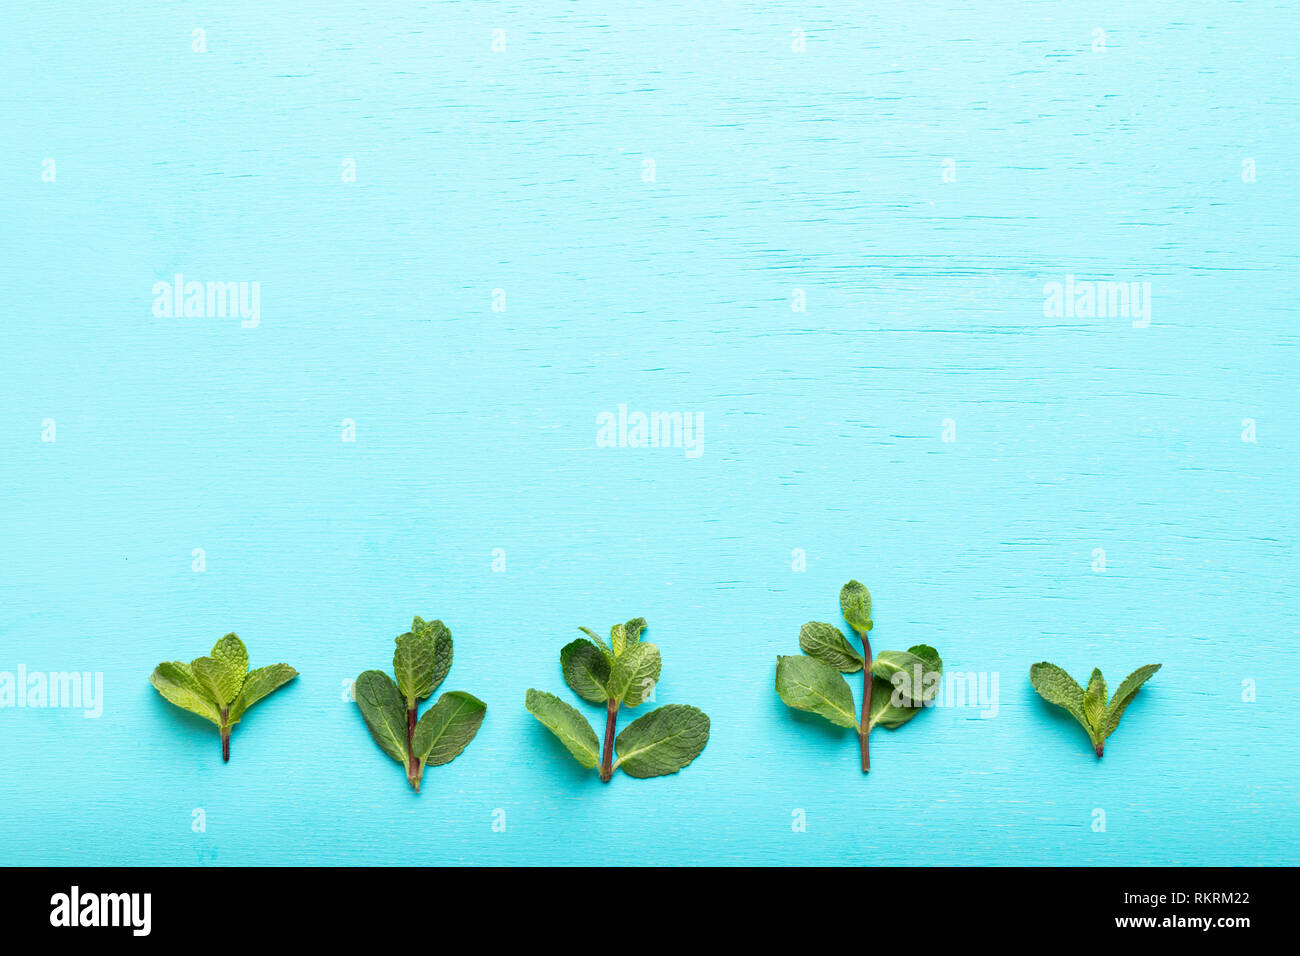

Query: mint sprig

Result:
[776,580,942,773]
[1030,661,1161,756]
[355,616,485,791]
[527,618,709,782]
[150,633,297,761]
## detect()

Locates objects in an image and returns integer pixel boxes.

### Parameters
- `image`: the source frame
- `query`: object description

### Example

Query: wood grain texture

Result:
[0,2,1297,865]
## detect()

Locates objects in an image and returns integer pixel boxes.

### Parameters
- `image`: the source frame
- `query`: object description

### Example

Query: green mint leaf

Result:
[228,663,297,724]
[614,704,710,778]
[610,623,628,658]
[191,656,244,707]
[871,649,941,705]
[210,633,248,676]
[1101,664,1161,740]
[355,669,409,765]
[623,617,647,647]
[868,674,920,730]
[609,642,661,708]
[150,661,221,726]
[412,618,453,694]
[1029,661,1088,725]
[839,580,873,634]
[393,630,436,707]
[1083,668,1107,735]
[578,626,614,663]
[1031,661,1107,754]
[868,646,945,729]
[525,689,599,769]
[775,654,858,729]
[798,622,863,672]
[413,690,486,769]
[560,638,611,703]
[908,644,942,670]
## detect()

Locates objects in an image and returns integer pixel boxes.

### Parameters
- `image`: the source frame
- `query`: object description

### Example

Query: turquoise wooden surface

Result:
[1,1,1297,866]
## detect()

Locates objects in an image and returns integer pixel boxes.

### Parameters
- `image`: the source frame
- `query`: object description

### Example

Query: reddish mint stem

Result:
[859,632,872,773]
[407,705,420,789]
[599,699,618,783]
[220,708,230,762]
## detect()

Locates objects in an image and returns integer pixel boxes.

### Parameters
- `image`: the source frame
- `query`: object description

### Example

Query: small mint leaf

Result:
[907,644,942,670]
[525,689,599,770]
[867,674,919,730]
[1031,662,1104,754]
[228,663,296,724]
[393,630,436,707]
[1030,662,1087,722]
[623,617,647,647]
[798,622,863,672]
[413,690,486,769]
[614,704,710,778]
[191,656,243,707]
[578,626,614,663]
[609,642,661,708]
[610,623,628,658]
[871,649,941,705]
[561,638,611,703]
[1101,664,1161,741]
[839,580,873,634]
[150,662,221,726]
[355,669,409,766]
[1083,668,1107,738]
[775,654,858,729]
[210,634,248,677]
[412,618,453,694]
